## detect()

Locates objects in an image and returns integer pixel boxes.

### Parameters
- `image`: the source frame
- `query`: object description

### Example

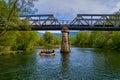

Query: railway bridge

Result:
[0,14,120,53]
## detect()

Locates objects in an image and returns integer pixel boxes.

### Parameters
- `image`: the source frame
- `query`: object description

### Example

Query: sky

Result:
[34,0,120,33]
[34,0,120,20]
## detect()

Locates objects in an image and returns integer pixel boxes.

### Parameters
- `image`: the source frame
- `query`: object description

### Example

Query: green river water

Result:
[0,47,120,80]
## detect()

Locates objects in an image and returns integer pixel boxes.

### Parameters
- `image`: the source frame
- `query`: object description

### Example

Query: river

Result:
[0,47,120,80]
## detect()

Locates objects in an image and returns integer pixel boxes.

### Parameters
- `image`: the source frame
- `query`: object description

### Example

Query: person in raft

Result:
[41,49,55,54]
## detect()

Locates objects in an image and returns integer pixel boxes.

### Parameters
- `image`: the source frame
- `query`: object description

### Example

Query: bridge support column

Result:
[60,26,70,53]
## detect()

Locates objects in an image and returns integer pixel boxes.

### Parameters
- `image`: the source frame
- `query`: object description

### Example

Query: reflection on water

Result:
[61,53,70,70]
[0,48,120,80]
[60,53,71,79]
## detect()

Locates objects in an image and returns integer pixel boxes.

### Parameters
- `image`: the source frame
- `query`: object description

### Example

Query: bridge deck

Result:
[30,25,120,31]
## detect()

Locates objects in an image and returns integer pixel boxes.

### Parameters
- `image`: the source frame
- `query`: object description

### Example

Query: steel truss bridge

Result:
[1,14,120,30]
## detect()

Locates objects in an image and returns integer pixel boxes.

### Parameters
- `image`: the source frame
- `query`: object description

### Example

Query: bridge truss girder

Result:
[20,14,61,26]
[70,14,120,27]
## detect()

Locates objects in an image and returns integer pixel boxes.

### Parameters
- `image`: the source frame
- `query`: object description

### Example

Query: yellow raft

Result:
[39,53,55,56]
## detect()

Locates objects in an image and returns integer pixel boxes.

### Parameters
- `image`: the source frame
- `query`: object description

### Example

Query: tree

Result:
[54,37,61,45]
[90,31,110,48]
[42,32,61,49]
[107,31,120,50]
[70,36,76,45]
[0,0,40,55]
[75,31,90,47]
[43,32,55,44]
[0,0,38,32]
[8,0,38,15]
[13,31,40,51]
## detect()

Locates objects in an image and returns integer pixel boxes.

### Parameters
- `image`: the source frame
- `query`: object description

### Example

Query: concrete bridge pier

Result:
[60,26,70,53]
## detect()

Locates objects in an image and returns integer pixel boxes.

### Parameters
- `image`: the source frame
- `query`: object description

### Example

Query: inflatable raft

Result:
[40,53,55,56]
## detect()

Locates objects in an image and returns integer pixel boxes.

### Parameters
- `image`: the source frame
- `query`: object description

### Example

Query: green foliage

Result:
[107,31,120,50]
[44,43,54,50]
[54,37,61,45]
[0,31,17,53]
[0,31,40,54]
[0,0,40,55]
[0,0,8,17]
[13,31,40,51]
[90,31,110,48]
[0,0,31,30]
[0,31,17,46]
[74,31,90,47]
[38,37,44,46]
[74,31,120,50]
[70,36,76,45]
[43,32,55,44]
[40,32,61,49]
